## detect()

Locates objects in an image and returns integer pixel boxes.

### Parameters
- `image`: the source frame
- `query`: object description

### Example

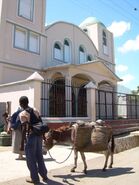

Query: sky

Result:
[45,0,139,92]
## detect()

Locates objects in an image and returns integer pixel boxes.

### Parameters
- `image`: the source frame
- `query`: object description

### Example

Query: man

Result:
[2,112,10,133]
[19,96,48,185]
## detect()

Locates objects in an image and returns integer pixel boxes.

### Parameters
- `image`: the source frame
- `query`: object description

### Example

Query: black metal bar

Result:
[96,89,139,120]
[41,81,139,120]
[41,80,88,117]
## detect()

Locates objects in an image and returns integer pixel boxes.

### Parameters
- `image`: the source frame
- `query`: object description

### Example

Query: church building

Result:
[0,0,121,124]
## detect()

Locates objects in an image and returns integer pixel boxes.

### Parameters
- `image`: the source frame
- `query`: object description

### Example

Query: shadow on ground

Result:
[51,167,134,185]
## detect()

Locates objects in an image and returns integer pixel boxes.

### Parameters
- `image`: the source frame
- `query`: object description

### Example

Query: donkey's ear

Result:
[48,130,54,135]
[69,122,74,127]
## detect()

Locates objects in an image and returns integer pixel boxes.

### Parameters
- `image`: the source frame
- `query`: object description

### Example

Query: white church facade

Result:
[0,0,121,124]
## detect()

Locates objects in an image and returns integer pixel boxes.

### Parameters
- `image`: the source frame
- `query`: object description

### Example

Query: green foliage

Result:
[131,86,139,95]
[0,124,4,133]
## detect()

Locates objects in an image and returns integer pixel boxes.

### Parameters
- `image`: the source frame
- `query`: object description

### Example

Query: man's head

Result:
[19,96,29,109]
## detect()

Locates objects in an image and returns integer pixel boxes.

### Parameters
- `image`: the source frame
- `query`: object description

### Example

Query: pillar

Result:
[85,82,97,121]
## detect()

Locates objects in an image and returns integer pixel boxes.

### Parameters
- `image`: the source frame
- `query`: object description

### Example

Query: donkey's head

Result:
[44,130,55,150]
[44,125,72,150]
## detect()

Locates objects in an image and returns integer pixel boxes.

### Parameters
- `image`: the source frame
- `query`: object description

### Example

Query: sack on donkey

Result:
[26,107,49,135]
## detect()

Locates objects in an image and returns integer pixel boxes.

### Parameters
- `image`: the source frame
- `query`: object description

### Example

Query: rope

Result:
[47,146,73,164]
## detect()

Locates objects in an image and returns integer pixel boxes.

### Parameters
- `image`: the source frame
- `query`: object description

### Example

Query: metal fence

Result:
[41,80,87,117]
[41,80,139,120]
[96,89,139,120]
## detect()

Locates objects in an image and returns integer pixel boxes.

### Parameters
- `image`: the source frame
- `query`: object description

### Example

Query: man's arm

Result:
[20,122,27,151]
[19,111,29,151]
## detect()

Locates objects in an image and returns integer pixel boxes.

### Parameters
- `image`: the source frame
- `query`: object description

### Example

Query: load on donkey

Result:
[44,119,115,174]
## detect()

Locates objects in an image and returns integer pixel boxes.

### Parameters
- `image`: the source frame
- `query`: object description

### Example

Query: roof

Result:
[76,60,122,82]
[79,17,106,28]
[42,60,122,82]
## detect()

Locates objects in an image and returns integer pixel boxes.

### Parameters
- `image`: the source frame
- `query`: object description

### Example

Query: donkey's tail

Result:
[111,135,115,153]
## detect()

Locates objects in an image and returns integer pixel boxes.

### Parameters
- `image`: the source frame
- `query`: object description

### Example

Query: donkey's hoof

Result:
[108,165,112,168]
[71,168,75,172]
[83,169,87,174]
[102,168,106,172]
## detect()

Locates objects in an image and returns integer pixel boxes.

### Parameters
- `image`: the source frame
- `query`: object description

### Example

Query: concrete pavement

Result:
[0,145,102,184]
[0,145,139,185]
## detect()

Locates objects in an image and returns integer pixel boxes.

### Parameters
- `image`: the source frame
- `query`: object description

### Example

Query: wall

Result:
[45,22,98,67]
[0,72,43,115]
[106,119,139,135]
[0,0,47,70]
[115,132,139,153]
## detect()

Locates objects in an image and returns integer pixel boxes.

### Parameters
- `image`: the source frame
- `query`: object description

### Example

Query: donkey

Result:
[44,122,115,174]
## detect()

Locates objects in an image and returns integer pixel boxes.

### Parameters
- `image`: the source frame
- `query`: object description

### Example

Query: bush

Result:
[0,124,4,133]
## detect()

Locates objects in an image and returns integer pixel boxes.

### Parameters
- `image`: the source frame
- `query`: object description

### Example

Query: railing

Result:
[96,89,139,120]
[41,80,87,117]
[41,80,139,120]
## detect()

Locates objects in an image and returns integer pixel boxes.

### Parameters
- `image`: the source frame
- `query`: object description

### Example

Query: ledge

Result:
[0,134,12,146]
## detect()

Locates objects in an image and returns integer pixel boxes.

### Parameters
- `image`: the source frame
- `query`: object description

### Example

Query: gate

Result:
[41,80,87,117]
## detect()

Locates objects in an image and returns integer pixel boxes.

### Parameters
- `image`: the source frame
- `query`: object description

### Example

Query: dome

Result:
[79,17,105,28]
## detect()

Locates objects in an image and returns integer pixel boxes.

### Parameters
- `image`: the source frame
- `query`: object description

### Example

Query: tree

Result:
[131,86,139,95]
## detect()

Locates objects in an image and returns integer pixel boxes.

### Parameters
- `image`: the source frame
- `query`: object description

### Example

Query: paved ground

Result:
[0,145,139,185]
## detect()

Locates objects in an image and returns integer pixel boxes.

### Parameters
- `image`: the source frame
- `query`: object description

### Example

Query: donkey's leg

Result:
[102,150,110,171]
[108,150,113,168]
[80,152,87,174]
[71,149,78,172]
[109,135,114,168]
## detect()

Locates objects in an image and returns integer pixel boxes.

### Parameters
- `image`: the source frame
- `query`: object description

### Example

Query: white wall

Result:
[0,76,43,115]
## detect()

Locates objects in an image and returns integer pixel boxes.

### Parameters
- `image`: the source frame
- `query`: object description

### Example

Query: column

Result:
[26,72,44,112]
[85,82,97,121]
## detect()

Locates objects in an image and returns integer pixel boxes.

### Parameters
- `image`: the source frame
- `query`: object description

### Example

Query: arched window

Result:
[54,42,62,60]
[79,46,86,63]
[64,39,71,63]
[87,55,92,62]
[102,30,108,55]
